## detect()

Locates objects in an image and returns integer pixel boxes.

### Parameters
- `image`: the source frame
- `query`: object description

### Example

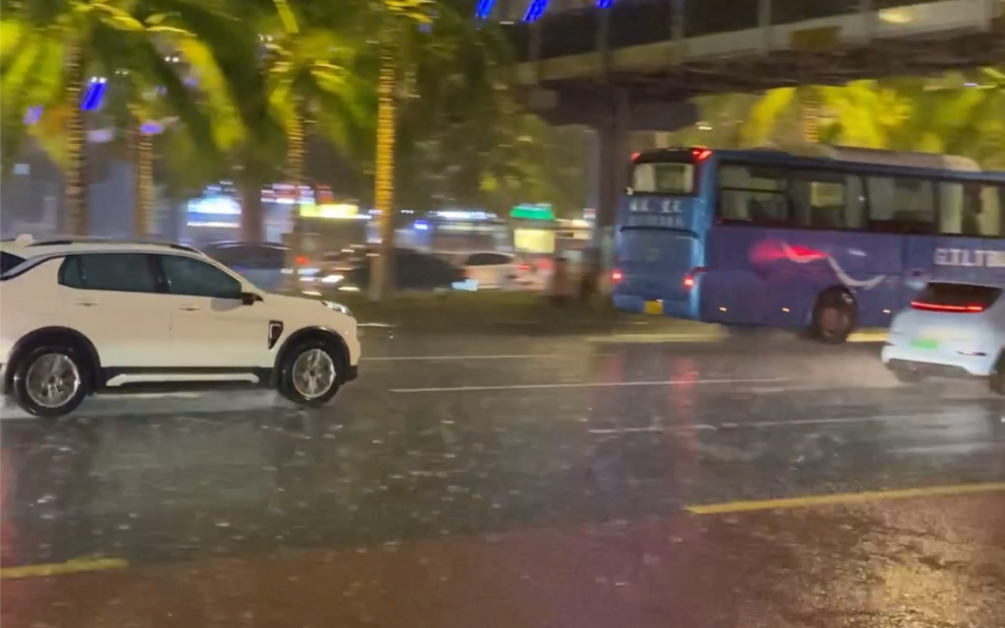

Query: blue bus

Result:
[611,145,1005,342]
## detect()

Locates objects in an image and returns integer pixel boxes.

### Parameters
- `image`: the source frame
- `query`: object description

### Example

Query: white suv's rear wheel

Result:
[277,340,344,407]
[12,344,90,418]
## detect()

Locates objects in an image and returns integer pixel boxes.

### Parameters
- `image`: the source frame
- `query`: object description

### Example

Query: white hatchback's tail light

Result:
[910,301,983,313]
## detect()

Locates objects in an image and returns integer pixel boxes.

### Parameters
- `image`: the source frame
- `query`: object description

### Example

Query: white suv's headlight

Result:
[322,300,351,317]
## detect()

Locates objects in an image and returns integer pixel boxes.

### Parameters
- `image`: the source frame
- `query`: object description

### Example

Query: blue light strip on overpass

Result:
[23,106,42,125]
[523,0,548,22]
[595,0,614,8]
[81,78,107,111]
[475,0,495,19]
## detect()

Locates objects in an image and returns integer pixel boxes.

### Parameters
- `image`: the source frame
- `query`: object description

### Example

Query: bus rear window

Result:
[631,162,695,195]
[915,282,1002,309]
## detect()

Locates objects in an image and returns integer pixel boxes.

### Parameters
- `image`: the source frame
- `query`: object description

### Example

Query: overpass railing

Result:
[504,0,969,63]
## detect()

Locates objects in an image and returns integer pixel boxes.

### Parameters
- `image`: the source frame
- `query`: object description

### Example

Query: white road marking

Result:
[586,413,963,436]
[390,377,787,394]
[718,413,951,429]
[588,424,717,435]
[887,442,1005,455]
[366,354,594,362]
[358,322,395,328]
[99,392,204,399]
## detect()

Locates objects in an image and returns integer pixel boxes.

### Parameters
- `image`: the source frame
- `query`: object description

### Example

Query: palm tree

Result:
[1,0,242,235]
[261,7,367,286]
[355,0,435,302]
[670,69,1005,171]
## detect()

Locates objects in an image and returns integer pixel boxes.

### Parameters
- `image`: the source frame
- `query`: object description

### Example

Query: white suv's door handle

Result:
[75,300,98,307]
[179,304,200,312]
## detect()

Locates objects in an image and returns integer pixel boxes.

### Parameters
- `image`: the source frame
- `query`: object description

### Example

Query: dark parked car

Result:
[201,241,289,291]
[338,248,465,292]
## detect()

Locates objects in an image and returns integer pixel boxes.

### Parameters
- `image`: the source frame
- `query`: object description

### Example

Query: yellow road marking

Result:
[589,328,888,344]
[848,330,888,342]
[0,557,128,580]
[686,482,1005,515]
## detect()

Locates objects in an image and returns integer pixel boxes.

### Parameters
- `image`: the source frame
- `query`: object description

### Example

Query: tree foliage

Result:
[667,69,1005,169]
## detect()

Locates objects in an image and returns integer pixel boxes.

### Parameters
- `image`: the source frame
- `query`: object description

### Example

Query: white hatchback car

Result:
[458,252,519,290]
[0,236,361,418]
[882,281,1005,392]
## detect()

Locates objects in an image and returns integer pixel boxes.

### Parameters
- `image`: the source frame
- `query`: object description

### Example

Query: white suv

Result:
[0,236,361,418]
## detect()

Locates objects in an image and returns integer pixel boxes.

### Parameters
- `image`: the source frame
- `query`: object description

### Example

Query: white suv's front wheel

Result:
[277,340,344,407]
[12,344,90,418]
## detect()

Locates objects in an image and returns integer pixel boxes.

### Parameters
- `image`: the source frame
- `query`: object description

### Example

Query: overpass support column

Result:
[593,88,630,286]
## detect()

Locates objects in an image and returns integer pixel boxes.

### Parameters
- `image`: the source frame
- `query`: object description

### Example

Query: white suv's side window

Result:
[59,253,159,293]
[159,255,243,299]
[57,253,171,368]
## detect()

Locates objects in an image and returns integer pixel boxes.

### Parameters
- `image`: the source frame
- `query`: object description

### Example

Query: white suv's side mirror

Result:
[240,292,263,306]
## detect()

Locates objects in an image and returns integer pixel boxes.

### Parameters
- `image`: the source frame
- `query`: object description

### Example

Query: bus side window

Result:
[867,176,935,233]
[845,176,866,230]
[717,164,788,224]
[789,170,849,230]
[939,182,1002,237]
[978,183,1004,237]
[939,181,964,235]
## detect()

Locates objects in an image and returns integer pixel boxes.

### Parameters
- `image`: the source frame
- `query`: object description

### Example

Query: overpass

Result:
[498,0,1004,229]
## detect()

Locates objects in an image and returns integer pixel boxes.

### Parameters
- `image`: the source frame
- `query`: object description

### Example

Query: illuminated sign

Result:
[188,196,241,215]
[300,203,363,219]
[510,204,554,221]
[435,210,495,221]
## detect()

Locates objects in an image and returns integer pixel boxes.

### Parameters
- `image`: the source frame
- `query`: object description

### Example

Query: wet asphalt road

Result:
[2,330,1004,628]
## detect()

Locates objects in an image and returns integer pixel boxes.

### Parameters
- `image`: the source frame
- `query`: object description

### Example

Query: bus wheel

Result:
[989,352,1005,395]
[811,289,856,344]
[724,326,761,336]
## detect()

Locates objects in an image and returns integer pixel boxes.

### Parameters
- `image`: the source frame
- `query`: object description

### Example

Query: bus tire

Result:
[989,352,1005,396]
[810,289,856,344]
[892,366,923,384]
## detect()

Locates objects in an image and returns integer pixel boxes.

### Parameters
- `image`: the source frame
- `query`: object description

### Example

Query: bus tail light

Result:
[611,269,623,284]
[683,267,705,289]
[910,301,984,313]
[691,148,712,162]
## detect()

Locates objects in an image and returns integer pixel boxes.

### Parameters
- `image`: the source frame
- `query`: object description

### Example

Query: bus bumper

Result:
[612,294,698,320]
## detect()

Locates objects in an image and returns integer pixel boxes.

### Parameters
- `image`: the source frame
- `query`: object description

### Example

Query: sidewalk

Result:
[337,291,680,336]
[337,291,889,341]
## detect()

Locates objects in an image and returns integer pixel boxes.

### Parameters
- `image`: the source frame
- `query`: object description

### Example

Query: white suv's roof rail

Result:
[25,237,202,255]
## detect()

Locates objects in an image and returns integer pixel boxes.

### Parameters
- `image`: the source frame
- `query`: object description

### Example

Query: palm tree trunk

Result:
[284,101,306,290]
[369,42,398,302]
[800,88,821,143]
[64,43,89,235]
[131,122,154,237]
[239,176,265,241]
